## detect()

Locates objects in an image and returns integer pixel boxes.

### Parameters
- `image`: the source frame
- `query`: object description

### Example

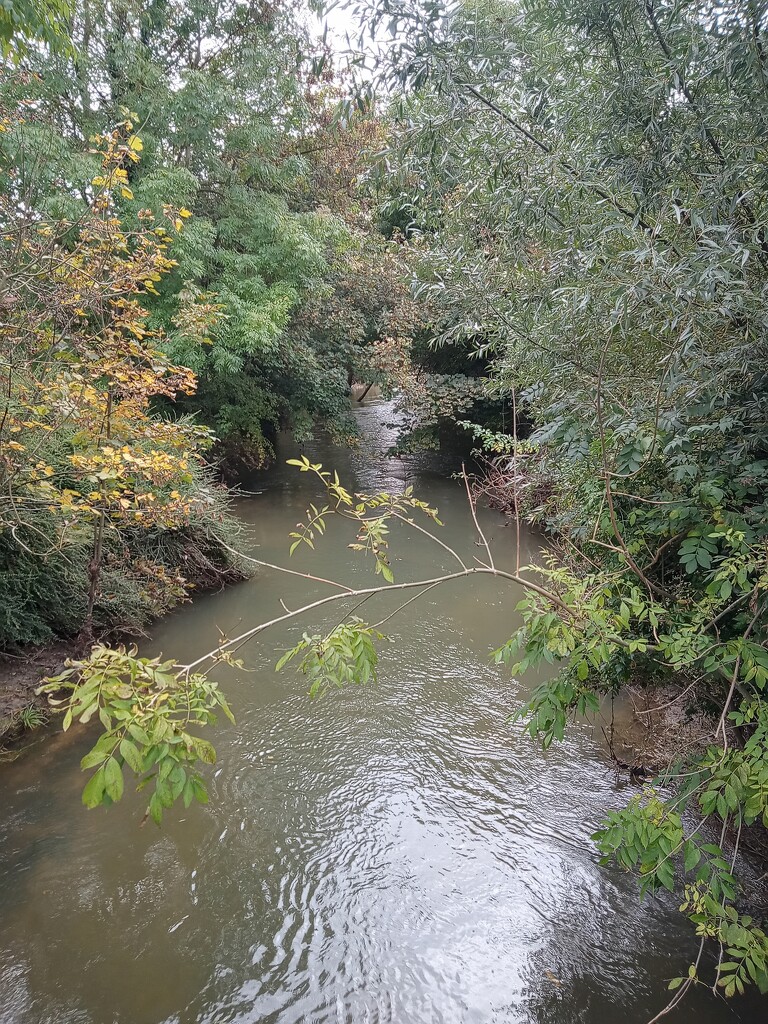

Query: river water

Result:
[0,400,763,1024]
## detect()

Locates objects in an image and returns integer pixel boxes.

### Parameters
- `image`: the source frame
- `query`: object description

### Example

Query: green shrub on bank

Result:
[0,453,247,651]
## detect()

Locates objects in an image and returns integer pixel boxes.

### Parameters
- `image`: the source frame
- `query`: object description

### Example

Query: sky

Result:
[308,1,388,83]
[312,2,366,48]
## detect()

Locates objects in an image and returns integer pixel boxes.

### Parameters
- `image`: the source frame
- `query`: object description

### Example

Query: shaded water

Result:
[0,400,763,1024]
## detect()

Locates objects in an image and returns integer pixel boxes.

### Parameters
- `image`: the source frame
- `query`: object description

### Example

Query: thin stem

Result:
[640,675,702,715]
[179,564,574,674]
[218,542,355,593]
[645,937,705,1024]
[390,510,468,570]
[463,463,495,571]
[372,581,443,630]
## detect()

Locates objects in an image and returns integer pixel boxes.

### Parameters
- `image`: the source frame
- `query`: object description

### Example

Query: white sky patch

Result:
[310,1,389,75]
[316,2,362,46]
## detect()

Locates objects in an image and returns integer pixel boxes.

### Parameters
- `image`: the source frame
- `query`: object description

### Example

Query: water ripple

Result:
[0,404,762,1024]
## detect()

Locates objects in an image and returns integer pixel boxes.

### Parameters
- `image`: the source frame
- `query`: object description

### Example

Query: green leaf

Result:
[148,792,163,826]
[684,842,701,872]
[192,778,209,804]
[103,756,124,802]
[194,738,217,765]
[80,747,108,770]
[120,737,144,773]
[128,722,151,745]
[82,767,106,809]
[156,778,174,808]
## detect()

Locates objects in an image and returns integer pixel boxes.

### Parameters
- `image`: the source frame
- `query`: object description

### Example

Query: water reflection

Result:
[0,400,763,1024]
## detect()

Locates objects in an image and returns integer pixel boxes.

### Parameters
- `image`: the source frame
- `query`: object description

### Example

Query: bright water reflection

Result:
[0,400,763,1023]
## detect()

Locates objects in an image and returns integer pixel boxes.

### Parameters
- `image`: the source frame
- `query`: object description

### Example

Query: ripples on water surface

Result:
[0,401,763,1023]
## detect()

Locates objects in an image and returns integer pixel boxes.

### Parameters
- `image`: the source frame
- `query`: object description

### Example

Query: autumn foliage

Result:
[0,111,244,647]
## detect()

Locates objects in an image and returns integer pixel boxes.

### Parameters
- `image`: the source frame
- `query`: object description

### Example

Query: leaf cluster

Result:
[276,616,385,697]
[39,645,234,824]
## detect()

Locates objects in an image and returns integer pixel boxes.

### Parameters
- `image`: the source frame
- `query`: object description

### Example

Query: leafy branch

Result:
[275,617,384,698]
[39,645,235,824]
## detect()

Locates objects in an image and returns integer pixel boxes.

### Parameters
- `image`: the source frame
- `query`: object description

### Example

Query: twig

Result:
[645,937,705,1024]
[640,676,702,715]
[372,581,443,630]
[179,564,575,674]
[463,463,495,571]
[219,541,354,593]
[390,510,468,570]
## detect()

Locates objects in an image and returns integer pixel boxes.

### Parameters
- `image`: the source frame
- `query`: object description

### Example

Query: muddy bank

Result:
[0,540,251,748]
[0,643,69,746]
[604,682,768,917]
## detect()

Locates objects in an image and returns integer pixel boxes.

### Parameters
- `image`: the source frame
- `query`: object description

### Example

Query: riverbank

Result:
[0,644,67,748]
[2,401,763,1024]
[0,394,375,749]
[0,531,252,749]
[474,454,768,916]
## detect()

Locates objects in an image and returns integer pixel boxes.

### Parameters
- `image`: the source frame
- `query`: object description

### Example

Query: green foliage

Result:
[356,0,768,1000]
[593,790,768,997]
[16,704,47,730]
[286,455,442,582]
[2,1,416,467]
[39,645,235,823]
[0,109,250,649]
[0,0,71,58]
[276,617,384,697]
[0,457,245,651]
[2,0,767,1008]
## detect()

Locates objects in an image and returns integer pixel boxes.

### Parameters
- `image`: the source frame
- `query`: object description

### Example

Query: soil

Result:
[606,682,714,775]
[606,682,768,916]
[0,642,72,744]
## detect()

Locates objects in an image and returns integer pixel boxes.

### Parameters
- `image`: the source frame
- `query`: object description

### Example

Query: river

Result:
[0,399,762,1024]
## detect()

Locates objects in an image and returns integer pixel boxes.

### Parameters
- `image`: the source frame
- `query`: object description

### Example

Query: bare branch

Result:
[179,564,575,674]
[463,463,495,571]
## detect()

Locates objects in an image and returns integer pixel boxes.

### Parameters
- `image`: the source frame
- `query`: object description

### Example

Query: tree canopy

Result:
[2,0,768,1011]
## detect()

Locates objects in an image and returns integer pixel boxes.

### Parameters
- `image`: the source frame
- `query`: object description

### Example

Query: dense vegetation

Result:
[3,0,768,1012]
[354,0,768,1002]
[0,0,422,649]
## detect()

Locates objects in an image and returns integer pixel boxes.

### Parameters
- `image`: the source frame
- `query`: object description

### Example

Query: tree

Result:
[5,0,419,469]
[330,0,768,1004]
[0,104,244,648]
[20,0,768,1008]
[0,0,71,58]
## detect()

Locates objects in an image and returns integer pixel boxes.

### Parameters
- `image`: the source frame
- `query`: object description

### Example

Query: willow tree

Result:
[336,0,768,1004]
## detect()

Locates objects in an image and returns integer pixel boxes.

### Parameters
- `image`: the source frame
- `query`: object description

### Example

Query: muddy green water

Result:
[0,400,764,1024]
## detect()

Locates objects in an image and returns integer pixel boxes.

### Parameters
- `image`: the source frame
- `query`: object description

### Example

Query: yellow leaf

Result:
[120,187,134,199]
[128,135,143,152]
[179,207,192,218]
